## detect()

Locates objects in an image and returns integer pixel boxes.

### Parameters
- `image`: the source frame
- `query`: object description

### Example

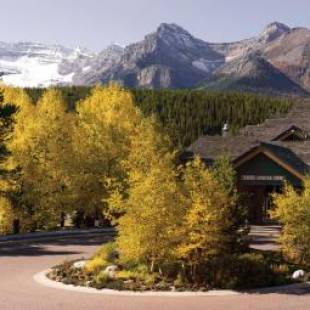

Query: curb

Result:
[33,269,241,297]
[34,269,310,297]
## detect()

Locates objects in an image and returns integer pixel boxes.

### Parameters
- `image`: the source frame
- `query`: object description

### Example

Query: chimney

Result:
[222,122,229,137]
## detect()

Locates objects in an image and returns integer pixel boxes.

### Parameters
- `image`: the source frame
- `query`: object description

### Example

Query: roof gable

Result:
[233,144,306,182]
[272,125,308,142]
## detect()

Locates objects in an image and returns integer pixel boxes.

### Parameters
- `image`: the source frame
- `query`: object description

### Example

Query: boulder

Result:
[73,260,88,269]
[292,270,305,280]
[104,265,119,278]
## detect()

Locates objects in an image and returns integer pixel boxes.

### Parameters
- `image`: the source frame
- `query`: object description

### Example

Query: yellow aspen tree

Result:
[107,117,183,270]
[272,179,310,266]
[176,158,235,281]
[32,89,75,227]
[0,87,34,231]
[71,84,142,220]
[6,88,74,230]
[211,155,247,250]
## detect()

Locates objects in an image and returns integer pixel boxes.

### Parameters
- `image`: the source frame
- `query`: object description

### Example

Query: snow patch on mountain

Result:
[0,42,93,87]
[0,56,74,87]
[192,59,223,73]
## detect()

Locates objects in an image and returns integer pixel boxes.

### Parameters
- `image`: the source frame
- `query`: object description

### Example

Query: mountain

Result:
[204,22,309,94]
[73,23,225,88]
[71,44,124,85]
[0,42,95,87]
[0,22,309,95]
[72,22,309,94]
[263,27,310,92]
[203,52,306,95]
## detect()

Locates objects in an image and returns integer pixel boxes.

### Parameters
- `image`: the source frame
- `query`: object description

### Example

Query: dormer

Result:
[272,125,308,142]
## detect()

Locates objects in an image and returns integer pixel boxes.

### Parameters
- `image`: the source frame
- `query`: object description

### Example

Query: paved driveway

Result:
[1,232,310,310]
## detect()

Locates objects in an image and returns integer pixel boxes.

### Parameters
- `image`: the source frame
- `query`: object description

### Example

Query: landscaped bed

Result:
[47,242,303,292]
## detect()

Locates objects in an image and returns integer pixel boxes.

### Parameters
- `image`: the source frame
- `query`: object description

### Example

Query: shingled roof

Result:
[184,99,310,175]
[261,141,310,175]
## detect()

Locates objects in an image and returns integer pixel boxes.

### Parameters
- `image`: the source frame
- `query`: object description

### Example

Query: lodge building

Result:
[182,100,310,224]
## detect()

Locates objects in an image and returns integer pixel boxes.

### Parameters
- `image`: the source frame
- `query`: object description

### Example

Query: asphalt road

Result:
[1,231,310,310]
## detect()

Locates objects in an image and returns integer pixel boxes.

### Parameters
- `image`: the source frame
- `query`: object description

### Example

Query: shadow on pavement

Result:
[50,234,114,246]
[250,238,278,245]
[0,245,82,257]
[0,234,114,257]
[245,282,310,296]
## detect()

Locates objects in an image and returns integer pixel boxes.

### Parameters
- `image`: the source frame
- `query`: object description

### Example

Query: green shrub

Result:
[233,253,275,288]
[174,273,189,290]
[155,280,171,291]
[212,252,289,289]
[161,262,181,278]
[94,271,111,289]
[94,270,125,290]
[116,264,158,288]
[105,279,124,290]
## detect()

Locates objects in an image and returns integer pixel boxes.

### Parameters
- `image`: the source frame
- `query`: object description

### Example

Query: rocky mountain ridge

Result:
[0,22,309,94]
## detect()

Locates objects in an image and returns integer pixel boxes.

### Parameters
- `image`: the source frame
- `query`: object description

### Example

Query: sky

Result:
[0,0,309,52]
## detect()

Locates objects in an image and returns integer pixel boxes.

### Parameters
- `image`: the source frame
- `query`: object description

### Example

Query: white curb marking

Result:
[34,269,310,297]
[33,269,241,297]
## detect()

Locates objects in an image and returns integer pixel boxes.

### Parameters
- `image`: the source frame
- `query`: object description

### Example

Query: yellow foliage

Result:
[0,87,34,172]
[5,88,75,228]
[272,179,310,265]
[71,84,143,214]
[85,256,108,274]
[116,269,157,285]
[76,84,141,131]
[176,157,235,266]
[85,242,116,273]
[0,86,33,110]
[1,85,148,230]
[107,116,183,267]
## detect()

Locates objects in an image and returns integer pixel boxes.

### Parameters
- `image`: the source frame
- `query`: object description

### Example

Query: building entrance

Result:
[262,186,281,223]
[240,185,281,224]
